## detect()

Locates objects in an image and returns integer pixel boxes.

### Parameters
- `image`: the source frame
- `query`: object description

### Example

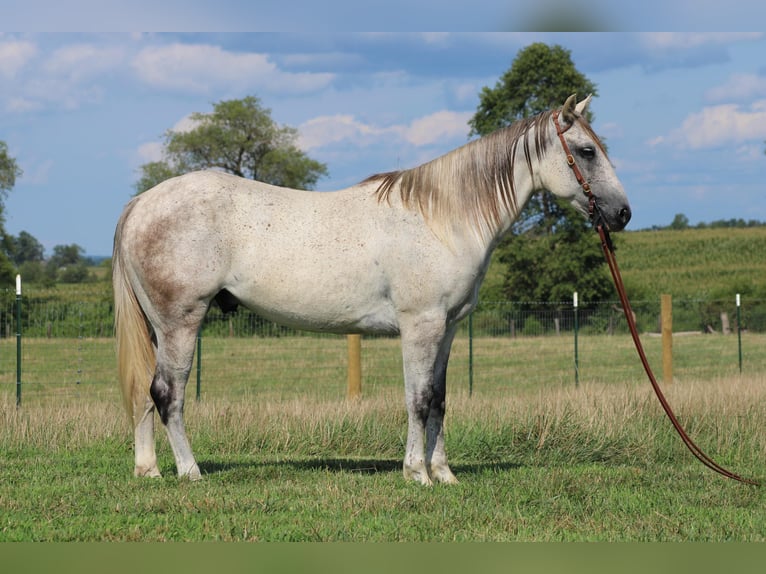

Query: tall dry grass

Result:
[4,374,764,474]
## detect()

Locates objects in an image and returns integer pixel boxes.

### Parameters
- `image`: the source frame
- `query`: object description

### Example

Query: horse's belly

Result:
[229,280,400,336]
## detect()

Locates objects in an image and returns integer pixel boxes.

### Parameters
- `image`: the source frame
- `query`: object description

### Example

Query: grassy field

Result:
[2,333,766,541]
[617,226,766,300]
[480,225,766,303]
[2,226,766,541]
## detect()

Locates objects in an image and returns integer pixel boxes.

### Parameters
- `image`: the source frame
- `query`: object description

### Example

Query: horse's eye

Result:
[579,146,596,160]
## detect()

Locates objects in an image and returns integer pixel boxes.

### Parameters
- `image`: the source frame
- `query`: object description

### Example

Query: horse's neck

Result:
[482,157,539,249]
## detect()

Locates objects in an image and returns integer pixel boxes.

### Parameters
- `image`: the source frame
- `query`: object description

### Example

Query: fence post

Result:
[736,293,742,374]
[661,294,673,385]
[468,313,474,397]
[347,334,362,399]
[15,274,21,407]
[573,291,579,387]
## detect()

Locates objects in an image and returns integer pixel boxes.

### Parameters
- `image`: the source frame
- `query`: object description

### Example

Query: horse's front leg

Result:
[400,317,458,486]
[425,326,458,485]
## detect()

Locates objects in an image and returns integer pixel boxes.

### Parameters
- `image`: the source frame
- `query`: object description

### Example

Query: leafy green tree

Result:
[0,141,22,197]
[470,43,613,305]
[7,230,45,265]
[669,213,690,230]
[46,244,93,283]
[499,203,616,304]
[134,161,181,196]
[0,141,22,285]
[135,96,328,194]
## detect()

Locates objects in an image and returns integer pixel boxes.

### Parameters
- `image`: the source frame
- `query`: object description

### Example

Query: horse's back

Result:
[116,170,404,333]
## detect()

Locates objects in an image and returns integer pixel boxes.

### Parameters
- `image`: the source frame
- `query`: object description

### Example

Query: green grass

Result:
[2,333,766,541]
[2,378,766,541]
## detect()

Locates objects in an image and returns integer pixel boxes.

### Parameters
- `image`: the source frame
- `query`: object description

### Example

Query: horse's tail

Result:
[113,202,155,425]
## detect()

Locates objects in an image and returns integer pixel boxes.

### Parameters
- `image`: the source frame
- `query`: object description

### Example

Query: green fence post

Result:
[736,293,742,374]
[468,312,474,397]
[15,274,21,407]
[196,329,202,401]
[573,291,579,387]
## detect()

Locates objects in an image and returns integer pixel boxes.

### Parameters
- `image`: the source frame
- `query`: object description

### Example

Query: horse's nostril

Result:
[619,206,632,224]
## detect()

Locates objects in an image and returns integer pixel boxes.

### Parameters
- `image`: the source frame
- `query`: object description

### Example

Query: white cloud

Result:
[298,114,395,150]
[403,110,472,146]
[5,97,39,113]
[136,141,165,164]
[736,143,763,162]
[132,43,334,94]
[2,41,123,111]
[705,73,766,103]
[171,114,201,134]
[654,100,766,150]
[298,110,471,151]
[135,114,203,164]
[0,40,36,78]
[43,43,124,81]
[640,32,763,51]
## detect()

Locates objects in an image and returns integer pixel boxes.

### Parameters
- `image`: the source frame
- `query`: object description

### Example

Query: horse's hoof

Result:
[403,465,433,486]
[431,465,459,484]
[134,465,162,478]
[179,464,203,481]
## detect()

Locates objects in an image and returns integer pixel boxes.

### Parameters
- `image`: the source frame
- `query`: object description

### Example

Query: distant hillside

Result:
[480,226,766,303]
[616,226,766,301]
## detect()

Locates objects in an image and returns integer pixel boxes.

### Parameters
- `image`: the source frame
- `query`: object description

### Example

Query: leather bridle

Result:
[552,109,597,221]
[552,108,758,486]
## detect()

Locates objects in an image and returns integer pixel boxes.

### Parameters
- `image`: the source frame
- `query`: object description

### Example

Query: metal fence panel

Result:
[2,288,765,404]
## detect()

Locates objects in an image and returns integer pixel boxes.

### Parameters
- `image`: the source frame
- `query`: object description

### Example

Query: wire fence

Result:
[2,287,765,405]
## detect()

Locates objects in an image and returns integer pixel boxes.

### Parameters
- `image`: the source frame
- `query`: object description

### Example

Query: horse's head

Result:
[545,94,631,232]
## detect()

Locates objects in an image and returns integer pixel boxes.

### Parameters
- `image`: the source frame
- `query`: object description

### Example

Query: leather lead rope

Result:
[597,224,758,486]
[553,107,758,486]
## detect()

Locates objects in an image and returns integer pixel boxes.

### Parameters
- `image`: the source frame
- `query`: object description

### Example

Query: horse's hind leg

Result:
[152,322,203,480]
[134,393,161,477]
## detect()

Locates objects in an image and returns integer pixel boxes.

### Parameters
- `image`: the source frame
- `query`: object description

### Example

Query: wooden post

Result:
[661,294,673,385]
[720,312,730,335]
[347,334,362,399]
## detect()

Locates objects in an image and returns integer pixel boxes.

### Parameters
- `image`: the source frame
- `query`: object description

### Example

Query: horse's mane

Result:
[365,110,603,245]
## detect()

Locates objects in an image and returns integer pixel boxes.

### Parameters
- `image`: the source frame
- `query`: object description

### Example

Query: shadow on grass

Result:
[198,458,522,478]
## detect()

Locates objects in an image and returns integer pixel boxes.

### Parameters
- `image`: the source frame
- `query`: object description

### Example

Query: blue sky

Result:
[2,32,766,256]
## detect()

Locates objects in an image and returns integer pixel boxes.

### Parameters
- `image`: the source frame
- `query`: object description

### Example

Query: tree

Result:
[0,141,22,198]
[499,204,616,304]
[134,161,181,196]
[669,213,690,230]
[0,141,22,285]
[3,230,45,284]
[469,43,612,305]
[7,230,45,265]
[135,96,328,194]
[46,244,92,283]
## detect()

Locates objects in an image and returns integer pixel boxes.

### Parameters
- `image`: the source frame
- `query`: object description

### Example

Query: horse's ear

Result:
[562,94,578,123]
[575,94,592,116]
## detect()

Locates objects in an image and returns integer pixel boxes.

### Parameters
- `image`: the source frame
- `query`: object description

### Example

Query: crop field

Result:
[616,226,766,300]
[2,332,766,541]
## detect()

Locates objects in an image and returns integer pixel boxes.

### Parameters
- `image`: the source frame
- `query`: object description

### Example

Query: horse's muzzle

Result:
[615,205,632,230]
[592,202,631,232]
